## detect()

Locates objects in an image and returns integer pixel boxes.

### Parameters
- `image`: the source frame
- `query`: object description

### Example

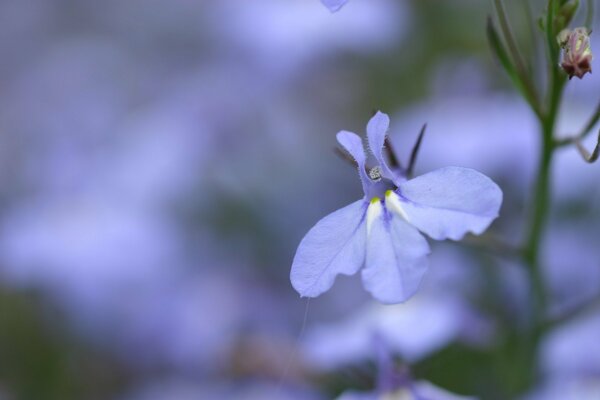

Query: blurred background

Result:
[0,0,599,399]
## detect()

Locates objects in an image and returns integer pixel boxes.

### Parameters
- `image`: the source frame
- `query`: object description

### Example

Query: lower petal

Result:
[291,200,367,298]
[361,210,430,304]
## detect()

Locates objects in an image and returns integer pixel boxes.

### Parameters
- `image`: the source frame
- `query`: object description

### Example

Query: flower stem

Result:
[519,2,567,386]
[523,123,553,323]
[524,0,566,329]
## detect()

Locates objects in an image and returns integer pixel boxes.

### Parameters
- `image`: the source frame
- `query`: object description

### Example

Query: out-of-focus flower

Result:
[526,308,600,399]
[542,224,600,316]
[335,338,477,400]
[303,296,490,369]
[337,381,476,400]
[291,112,502,304]
[391,94,537,187]
[121,378,324,400]
[302,243,495,371]
[219,0,406,78]
[525,378,600,400]
[539,309,600,378]
[558,27,593,79]
[321,0,349,13]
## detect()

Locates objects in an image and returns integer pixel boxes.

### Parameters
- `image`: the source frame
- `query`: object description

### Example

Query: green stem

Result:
[518,2,567,387]
[514,98,557,397]
[525,64,565,327]
[523,126,553,322]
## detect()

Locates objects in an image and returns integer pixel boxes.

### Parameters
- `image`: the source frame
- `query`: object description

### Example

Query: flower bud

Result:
[558,27,593,79]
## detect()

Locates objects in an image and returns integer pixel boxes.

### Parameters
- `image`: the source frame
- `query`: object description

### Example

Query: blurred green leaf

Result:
[487,17,538,113]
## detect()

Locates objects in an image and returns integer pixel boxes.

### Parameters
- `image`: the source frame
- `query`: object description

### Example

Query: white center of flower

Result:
[385,190,410,222]
[367,191,410,236]
[366,197,383,235]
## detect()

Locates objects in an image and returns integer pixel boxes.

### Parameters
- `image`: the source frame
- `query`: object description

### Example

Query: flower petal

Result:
[397,167,502,241]
[337,130,371,195]
[413,381,477,400]
[320,0,349,13]
[361,207,430,304]
[335,392,376,400]
[366,111,395,179]
[291,200,367,298]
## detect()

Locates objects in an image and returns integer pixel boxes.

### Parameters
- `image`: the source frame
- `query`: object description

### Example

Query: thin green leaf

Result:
[487,17,542,117]
[487,17,518,77]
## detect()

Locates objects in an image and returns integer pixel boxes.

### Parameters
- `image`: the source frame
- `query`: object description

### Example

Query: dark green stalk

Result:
[514,2,567,393]
[513,75,562,398]
[523,0,566,323]
[523,117,554,322]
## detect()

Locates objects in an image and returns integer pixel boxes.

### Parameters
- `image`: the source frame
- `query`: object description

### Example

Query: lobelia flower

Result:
[337,381,477,400]
[321,0,349,13]
[290,111,502,304]
[335,334,477,400]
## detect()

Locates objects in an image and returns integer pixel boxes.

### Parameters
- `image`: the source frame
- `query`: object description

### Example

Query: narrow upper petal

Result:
[366,111,395,180]
[361,205,430,304]
[291,200,367,298]
[320,0,349,13]
[397,167,503,241]
[337,130,371,195]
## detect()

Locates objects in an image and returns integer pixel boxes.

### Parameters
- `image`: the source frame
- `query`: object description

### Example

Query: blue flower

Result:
[336,381,477,400]
[321,0,349,13]
[335,333,478,400]
[290,111,503,304]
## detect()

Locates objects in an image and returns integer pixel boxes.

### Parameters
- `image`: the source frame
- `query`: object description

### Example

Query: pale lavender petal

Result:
[366,111,395,179]
[291,200,367,298]
[398,167,502,241]
[336,392,376,400]
[540,310,600,377]
[303,298,473,370]
[337,382,476,400]
[321,0,349,13]
[361,210,430,304]
[337,130,371,195]
[413,381,478,399]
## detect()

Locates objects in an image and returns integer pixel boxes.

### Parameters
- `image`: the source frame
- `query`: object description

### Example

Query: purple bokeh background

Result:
[0,1,598,399]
